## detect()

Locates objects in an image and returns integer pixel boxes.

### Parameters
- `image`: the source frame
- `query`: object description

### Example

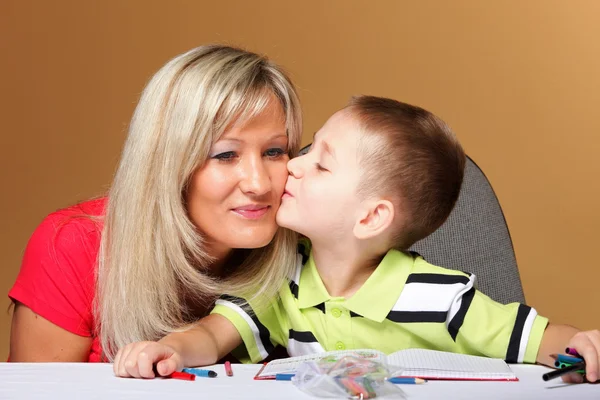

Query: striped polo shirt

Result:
[212,240,548,364]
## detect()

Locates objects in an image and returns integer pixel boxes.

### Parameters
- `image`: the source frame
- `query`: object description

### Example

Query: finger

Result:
[137,350,157,379]
[584,330,600,382]
[156,359,178,376]
[113,349,122,376]
[117,344,134,377]
[562,372,584,384]
[124,344,148,379]
[135,342,177,377]
[577,338,599,382]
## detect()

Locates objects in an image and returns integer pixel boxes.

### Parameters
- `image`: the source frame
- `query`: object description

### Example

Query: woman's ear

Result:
[353,199,395,240]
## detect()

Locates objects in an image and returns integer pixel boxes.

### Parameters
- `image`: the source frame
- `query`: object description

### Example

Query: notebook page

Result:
[258,349,386,377]
[387,349,516,380]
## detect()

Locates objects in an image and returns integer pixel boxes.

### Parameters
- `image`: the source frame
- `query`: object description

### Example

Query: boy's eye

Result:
[264,147,287,158]
[315,163,328,172]
[212,151,237,161]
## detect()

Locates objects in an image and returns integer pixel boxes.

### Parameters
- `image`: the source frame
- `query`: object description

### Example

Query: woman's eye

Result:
[264,148,286,158]
[212,151,237,161]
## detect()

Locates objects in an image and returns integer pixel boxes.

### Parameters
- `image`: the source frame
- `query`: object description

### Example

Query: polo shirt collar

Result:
[297,248,415,323]
[297,252,331,309]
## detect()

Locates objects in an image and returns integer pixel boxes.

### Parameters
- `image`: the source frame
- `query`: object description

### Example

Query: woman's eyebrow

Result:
[216,132,288,143]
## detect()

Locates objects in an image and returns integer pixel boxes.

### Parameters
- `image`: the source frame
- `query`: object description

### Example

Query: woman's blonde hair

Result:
[96,45,302,360]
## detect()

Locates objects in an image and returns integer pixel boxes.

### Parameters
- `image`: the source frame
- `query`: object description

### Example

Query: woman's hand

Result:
[113,341,183,378]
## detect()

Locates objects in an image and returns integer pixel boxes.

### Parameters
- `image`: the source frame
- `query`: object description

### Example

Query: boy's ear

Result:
[353,199,395,240]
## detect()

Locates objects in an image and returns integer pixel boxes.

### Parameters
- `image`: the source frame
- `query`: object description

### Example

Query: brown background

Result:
[1,0,599,361]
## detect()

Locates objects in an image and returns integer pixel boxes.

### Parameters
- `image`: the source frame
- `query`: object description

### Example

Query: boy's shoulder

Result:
[408,251,473,279]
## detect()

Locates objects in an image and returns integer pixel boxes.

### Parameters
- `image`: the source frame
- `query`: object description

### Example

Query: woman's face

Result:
[186,95,290,262]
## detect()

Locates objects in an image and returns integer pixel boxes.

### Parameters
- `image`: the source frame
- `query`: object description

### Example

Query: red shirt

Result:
[9,198,106,362]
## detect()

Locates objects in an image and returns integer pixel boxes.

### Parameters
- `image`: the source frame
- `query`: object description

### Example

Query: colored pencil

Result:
[182,368,218,378]
[388,377,427,384]
[542,361,586,381]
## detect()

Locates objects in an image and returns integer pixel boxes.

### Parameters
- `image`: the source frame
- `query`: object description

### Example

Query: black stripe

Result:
[219,295,275,356]
[297,243,309,265]
[505,304,531,363]
[289,280,299,298]
[448,287,476,341]
[386,310,447,323]
[405,273,470,285]
[350,311,363,318]
[289,329,319,343]
[220,294,240,303]
[313,302,326,313]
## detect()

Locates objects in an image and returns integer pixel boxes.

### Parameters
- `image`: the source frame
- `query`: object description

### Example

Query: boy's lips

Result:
[282,189,293,199]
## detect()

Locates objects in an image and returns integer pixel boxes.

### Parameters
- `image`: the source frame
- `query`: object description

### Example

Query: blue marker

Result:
[275,373,295,381]
[556,354,583,364]
[182,368,218,378]
[388,377,427,384]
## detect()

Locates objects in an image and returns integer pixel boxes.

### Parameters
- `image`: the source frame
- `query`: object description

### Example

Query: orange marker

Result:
[224,361,233,377]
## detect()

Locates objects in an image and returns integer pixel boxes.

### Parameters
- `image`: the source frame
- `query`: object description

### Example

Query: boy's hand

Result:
[563,330,600,383]
[113,341,183,379]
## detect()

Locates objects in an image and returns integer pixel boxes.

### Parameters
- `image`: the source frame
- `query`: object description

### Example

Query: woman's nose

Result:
[239,156,271,196]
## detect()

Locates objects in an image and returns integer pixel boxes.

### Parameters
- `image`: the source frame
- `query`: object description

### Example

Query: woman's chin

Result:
[233,228,278,249]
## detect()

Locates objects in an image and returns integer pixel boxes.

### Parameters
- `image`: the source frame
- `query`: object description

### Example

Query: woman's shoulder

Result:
[23,197,107,274]
[9,197,108,336]
[50,197,107,221]
[41,197,106,235]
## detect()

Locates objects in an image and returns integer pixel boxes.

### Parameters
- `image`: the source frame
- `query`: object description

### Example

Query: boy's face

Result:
[277,110,363,241]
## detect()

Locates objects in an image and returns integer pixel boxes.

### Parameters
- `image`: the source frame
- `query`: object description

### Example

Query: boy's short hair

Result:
[347,95,466,250]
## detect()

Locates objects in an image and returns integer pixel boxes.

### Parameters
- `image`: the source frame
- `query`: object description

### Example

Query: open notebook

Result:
[255,348,518,381]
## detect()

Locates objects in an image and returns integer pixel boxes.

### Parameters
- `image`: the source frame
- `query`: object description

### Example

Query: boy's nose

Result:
[287,155,304,178]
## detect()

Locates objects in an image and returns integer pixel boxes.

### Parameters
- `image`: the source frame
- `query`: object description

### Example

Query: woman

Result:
[8,44,302,362]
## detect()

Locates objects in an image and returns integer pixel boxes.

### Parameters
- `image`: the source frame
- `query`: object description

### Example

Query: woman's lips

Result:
[232,205,270,219]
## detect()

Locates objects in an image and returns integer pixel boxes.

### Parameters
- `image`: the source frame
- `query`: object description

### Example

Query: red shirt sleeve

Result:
[9,205,102,337]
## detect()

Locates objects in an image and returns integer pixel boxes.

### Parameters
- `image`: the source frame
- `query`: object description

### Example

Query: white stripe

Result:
[290,253,302,284]
[215,299,269,360]
[517,308,538,363]
[287,339,325,357]
[392,275,476,319]
[447,275,476,326]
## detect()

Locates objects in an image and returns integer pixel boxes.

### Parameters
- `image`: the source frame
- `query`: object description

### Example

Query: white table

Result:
[0,363,598,399]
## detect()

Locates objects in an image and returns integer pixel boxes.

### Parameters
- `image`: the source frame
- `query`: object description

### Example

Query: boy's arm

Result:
[537,324,600,382]
[536,323,579,367]
[160,313,242,367]
[113,314,241,378]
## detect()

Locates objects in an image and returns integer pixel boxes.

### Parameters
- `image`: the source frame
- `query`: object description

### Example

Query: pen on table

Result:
[275,374,295,381]
[224,361,233,377]
[388,377,427,384]
[167,371,196,381]
[182,368,218,378]
[542,361,586,381]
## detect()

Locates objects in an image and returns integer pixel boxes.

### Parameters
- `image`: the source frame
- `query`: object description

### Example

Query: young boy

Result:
[114,96,600,383]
